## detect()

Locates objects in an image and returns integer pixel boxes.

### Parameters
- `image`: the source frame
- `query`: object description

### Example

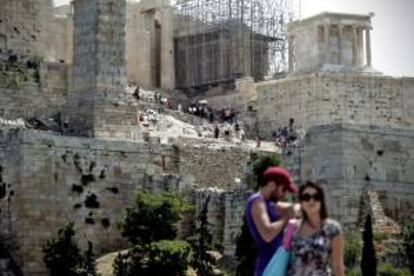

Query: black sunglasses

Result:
[299,193,322,202]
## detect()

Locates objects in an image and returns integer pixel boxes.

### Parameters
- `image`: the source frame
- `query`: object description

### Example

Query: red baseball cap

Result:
[263,166,298,193]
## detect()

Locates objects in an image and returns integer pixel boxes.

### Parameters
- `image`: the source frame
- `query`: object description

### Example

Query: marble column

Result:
[352,26,359,66]
[365,27,372,67]
[288,36,294,72]
[160,6,175,90]
[338,24,344,64]
[358,28,364,66]
[324,24,330,64]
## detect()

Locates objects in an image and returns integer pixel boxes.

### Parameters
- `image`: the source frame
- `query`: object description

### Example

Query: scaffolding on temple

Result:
[172,0,301,91]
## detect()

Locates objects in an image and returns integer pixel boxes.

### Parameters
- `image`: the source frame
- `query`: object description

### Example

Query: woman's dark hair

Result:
[299,181,328,220]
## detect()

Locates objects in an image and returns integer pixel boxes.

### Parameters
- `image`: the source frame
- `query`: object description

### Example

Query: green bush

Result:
[120,191,191,246]
[378,263,411,276]
[147,240,192,276]
[345,267,362,276]
[188,195,216,276]
[42,223,98,276]
[235,218,257,276]
[252,155,281,190]
[402,223,414,274]
[115,191,193,275]
[344,230,362,268]
[113,252,128,276]
[374,232,390,243]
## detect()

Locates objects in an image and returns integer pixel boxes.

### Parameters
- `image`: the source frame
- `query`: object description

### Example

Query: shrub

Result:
[113,241,192,276]
[188,195,215,276]
[146,240,192,276]
[113,252,128,276]
[378,263,411,276]
[402,223,414,274]
[361,215,377,276]
[43,222,82,276]
[120,191,191,246]
[344,230,362,268]
[78,242,98,276]
[113,245,147,276]
[42,222,98,276]
[235,217,258,276]
[346,267,362,276]
[252,155,281,190]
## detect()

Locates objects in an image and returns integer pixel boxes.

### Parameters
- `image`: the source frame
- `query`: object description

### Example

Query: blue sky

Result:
[54,0,414,76]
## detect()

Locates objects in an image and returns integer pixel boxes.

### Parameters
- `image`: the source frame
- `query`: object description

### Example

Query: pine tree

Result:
[402,223,414,274]
[79,241,98,276]
[190,195,215,276]
[113,253,128,276]
[43,223,98,276]
[42,222,83,276]
[361,214,377,276]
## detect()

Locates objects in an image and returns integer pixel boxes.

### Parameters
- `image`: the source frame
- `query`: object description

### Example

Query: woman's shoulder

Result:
[323,218,343,237]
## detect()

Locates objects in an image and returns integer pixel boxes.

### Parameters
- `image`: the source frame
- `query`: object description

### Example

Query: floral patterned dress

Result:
[288,219,342,276]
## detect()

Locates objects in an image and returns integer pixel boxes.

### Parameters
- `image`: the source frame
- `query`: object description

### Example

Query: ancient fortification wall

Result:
[257,74,414,139]
[0,59,68,119]
[0,0,54,57]
[0,129,263,275]
[283,124,414,225]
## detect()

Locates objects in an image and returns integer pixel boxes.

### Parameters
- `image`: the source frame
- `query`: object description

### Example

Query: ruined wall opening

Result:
[155,19,162,88]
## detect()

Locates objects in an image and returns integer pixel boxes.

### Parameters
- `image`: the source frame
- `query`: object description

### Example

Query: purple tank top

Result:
[245,193,283,276]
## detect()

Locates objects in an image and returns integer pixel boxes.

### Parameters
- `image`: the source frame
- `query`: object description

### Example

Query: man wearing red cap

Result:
[245,166,298,276]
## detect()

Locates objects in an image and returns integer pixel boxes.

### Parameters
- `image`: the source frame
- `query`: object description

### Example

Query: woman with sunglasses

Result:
[289,181,344,276]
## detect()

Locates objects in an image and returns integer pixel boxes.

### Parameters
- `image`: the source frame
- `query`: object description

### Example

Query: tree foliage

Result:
[235,218,258,276]
[42,222,98,276]
[146,240,192,276]
[115,191,193,276]
[188,195,216,276]
[361,215,377,276]
[252,154,281,189]
[120,191,191,246]
[378,263,411,276]
[344,230,362,269]
[113,241,192,276]
[402,223,414,274]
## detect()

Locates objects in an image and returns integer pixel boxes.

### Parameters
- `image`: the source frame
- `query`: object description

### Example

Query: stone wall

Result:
[0,129,267,275]
[195,186,252,257]
[73,0,127,94]
[47,15,73,64]
[72,0,98,93]
[0,0,54,57]
[282,124,414,226]
[126,1,175,90]
[0,59,68,119]
[178,138,256,189]
[257,74,414,139]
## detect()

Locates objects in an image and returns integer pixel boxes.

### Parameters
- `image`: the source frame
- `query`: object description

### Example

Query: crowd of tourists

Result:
[271,118,299,148]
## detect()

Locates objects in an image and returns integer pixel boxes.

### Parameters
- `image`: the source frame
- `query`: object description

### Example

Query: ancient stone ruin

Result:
[0,0,413,275]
